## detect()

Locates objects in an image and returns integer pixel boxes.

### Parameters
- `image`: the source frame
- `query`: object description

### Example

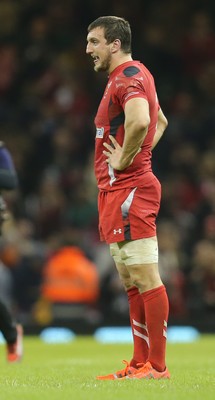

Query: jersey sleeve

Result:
[155,91,160,111]
[113,76,148,109]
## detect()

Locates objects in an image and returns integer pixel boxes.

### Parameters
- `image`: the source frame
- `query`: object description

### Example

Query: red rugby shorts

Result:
[98,173,161,244]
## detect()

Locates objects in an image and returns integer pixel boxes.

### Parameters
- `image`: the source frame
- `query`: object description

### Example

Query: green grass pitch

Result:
[0,334,214,400]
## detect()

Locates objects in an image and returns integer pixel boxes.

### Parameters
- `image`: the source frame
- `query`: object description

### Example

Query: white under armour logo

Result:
[113,228,122,234]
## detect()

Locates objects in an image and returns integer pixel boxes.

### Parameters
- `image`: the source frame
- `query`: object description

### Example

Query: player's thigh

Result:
[118,237,162,290]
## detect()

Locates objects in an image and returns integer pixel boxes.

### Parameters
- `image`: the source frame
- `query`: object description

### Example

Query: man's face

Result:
[86,27,112,72]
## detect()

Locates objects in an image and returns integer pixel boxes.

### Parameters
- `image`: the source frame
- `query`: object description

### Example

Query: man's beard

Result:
[94,53,111,72]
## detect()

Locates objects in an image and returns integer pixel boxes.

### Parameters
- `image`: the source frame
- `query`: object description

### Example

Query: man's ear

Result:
[111,39,121,53]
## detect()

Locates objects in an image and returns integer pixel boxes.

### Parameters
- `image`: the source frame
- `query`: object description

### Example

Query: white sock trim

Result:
[132,318,148,332]
[133,328,149,347]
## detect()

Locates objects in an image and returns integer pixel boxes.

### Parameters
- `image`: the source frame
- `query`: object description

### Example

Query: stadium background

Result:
[0,0,214,335]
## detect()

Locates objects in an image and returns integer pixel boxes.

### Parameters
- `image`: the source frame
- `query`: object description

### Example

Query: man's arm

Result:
[151,108,168,150]
[103,97,150,170]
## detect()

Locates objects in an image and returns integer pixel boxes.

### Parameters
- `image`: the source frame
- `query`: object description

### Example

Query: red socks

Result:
[128,285,169,372]
[141,285,169,371]
[127,286,149,367]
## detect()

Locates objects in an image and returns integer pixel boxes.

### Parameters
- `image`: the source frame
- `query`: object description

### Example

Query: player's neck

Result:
[109,54,133,74]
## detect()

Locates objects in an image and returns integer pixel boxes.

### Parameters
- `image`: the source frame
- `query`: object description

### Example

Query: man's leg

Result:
[120,238,169,373]
[114,261,149,367]
[96,245,148,380]
[127,286,149,366]
[110,243,150,366]
[0,300,17,343]
[0,300,23,362]
[141,284,169,371]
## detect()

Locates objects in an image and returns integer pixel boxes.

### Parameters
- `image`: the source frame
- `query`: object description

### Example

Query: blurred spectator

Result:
[189,240,215,316]
[1,216,46,321]
[181,11,215,78]
[36,245,100,325]
[40,245,99,304]
[157,220,187,318]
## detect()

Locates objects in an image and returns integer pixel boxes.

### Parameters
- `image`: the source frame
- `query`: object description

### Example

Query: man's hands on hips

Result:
[103,135,124,170]
[103,135,141,171]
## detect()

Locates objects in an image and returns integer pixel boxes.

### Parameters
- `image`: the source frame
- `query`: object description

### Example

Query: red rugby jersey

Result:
[94,60,159,191]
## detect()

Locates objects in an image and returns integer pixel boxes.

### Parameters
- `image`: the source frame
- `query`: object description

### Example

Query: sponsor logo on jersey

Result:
[96,127,104,138]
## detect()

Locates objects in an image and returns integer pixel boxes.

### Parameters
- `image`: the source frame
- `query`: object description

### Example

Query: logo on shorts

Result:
[113,228,122,235]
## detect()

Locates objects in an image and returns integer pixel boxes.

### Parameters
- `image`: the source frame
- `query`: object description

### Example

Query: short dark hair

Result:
[88,16,132,54]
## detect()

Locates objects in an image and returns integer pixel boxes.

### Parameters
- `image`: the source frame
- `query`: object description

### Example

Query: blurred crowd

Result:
[0,0,214,331]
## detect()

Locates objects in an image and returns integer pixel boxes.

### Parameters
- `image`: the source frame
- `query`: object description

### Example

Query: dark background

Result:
[0,0,214,334]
